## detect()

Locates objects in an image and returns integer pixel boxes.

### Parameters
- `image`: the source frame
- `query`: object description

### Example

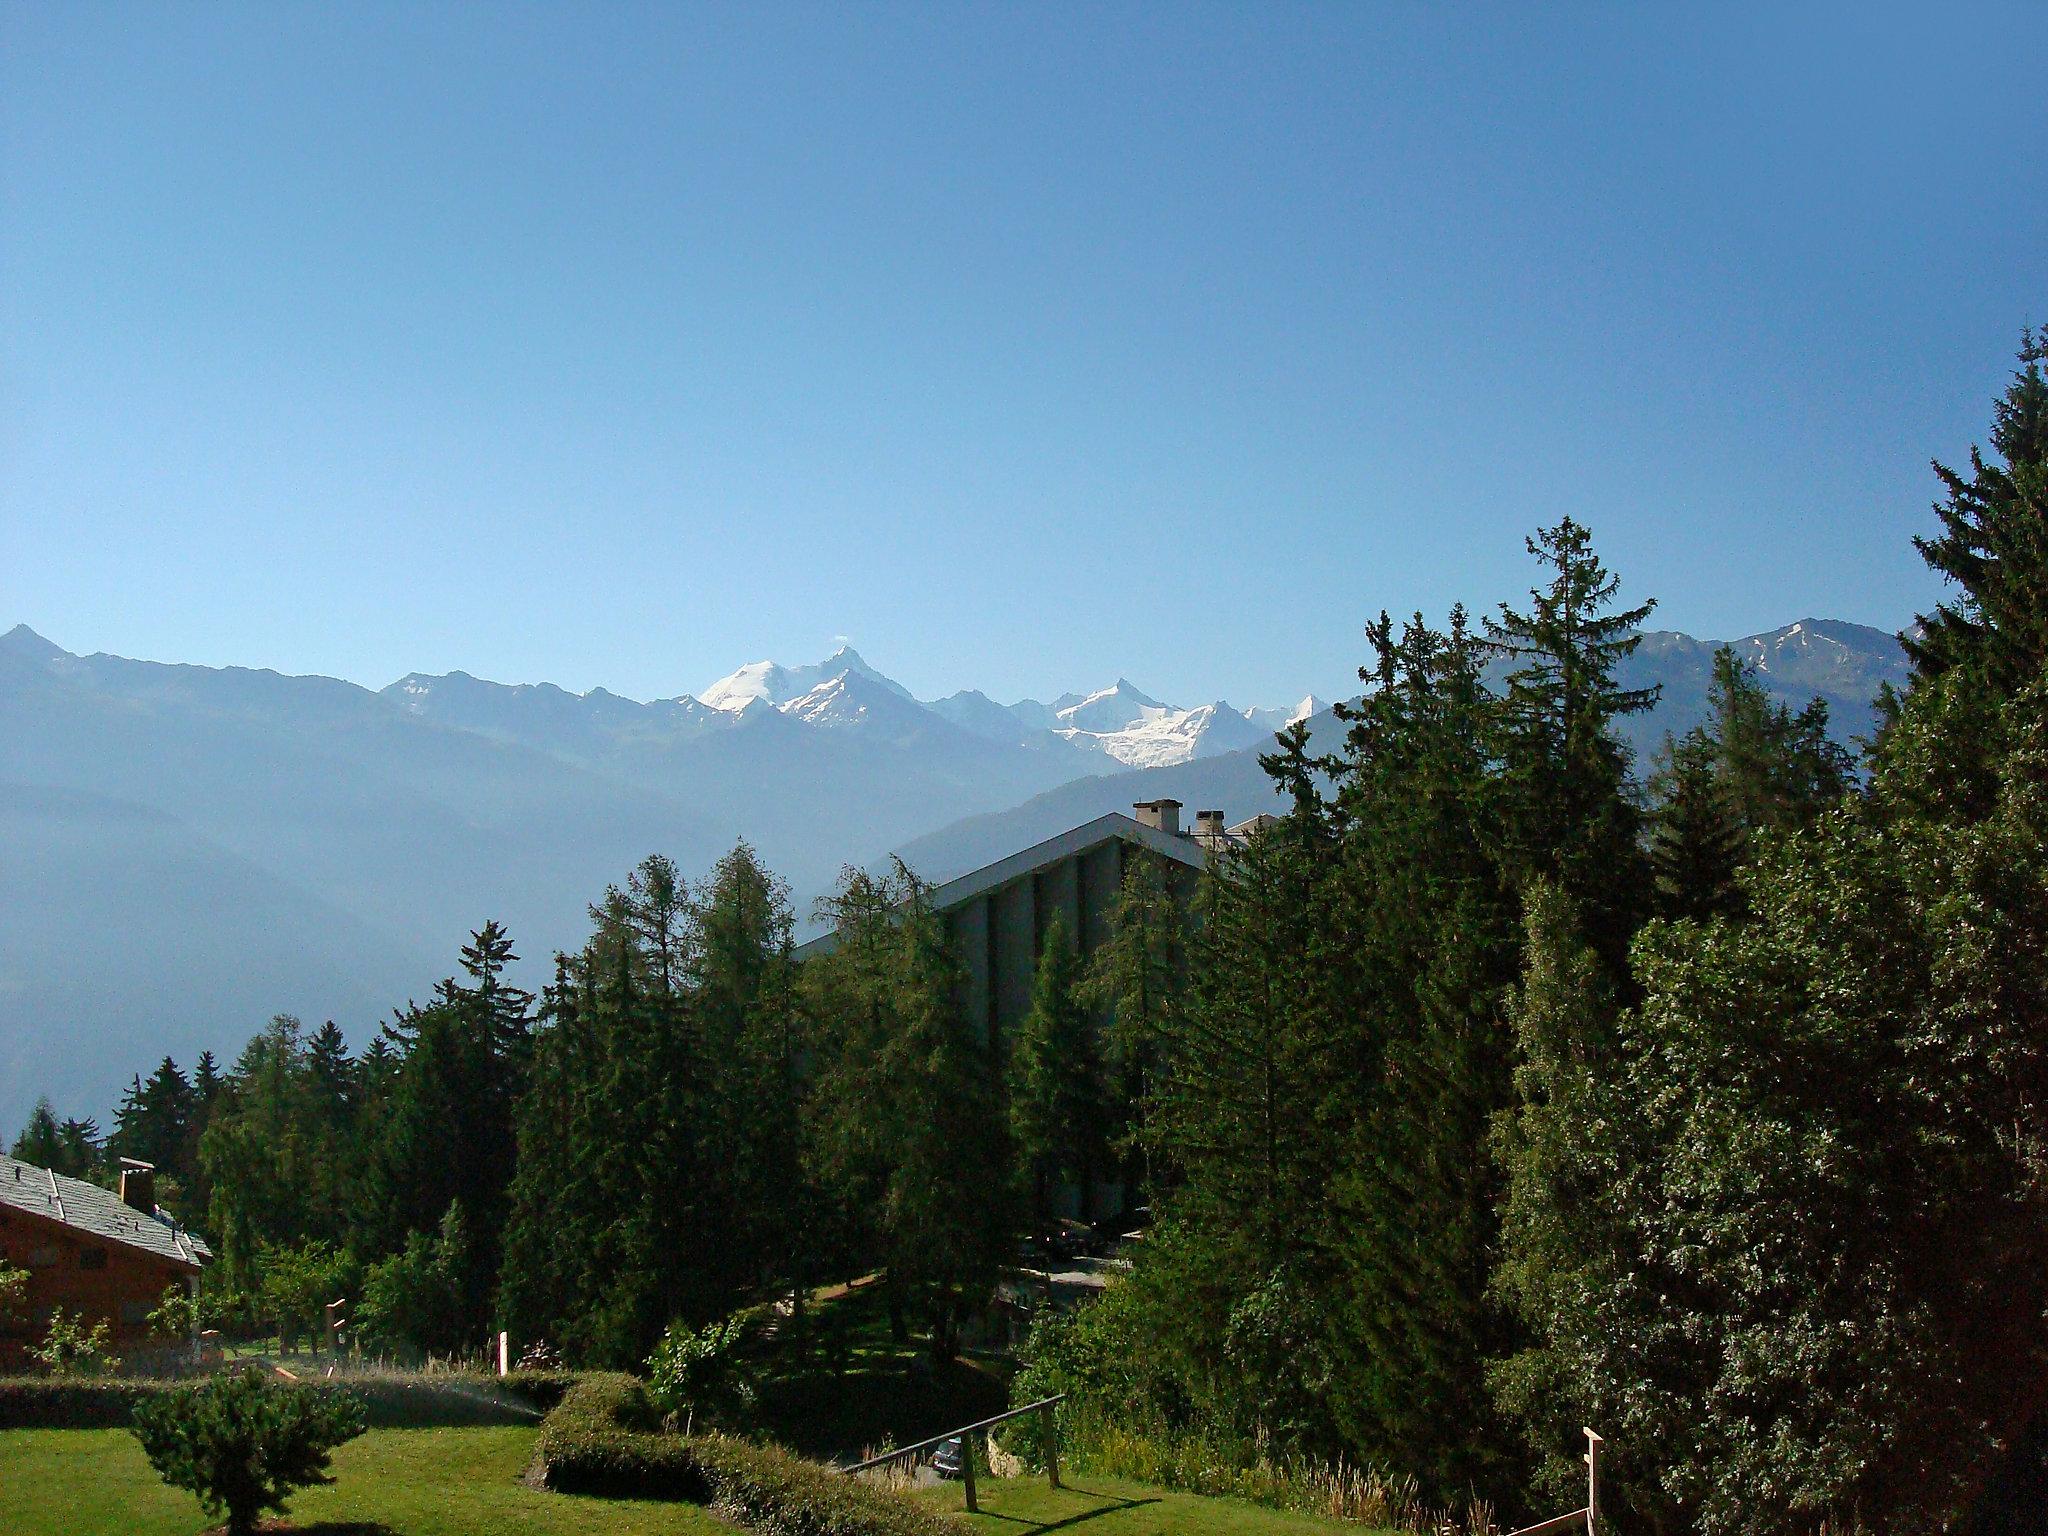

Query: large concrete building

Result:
[798,799,1269,1046]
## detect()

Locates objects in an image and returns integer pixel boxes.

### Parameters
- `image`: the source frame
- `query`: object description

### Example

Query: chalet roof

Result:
[0,1154,211,1271]
[795,810,1210,961]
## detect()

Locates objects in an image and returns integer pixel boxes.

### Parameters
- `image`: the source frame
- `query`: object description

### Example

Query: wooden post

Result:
[1042,1401,1061,1489]
[961,1433,978,1514]
[1583,1428,1603,1536]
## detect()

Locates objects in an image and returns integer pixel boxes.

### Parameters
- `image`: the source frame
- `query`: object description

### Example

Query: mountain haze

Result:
[0,617,1907,1130]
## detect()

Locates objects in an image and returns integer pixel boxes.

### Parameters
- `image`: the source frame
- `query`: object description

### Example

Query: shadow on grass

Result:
[963,1487,1162,1532]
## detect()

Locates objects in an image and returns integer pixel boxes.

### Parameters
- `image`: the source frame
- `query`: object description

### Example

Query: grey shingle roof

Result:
[0,1154,211,1269]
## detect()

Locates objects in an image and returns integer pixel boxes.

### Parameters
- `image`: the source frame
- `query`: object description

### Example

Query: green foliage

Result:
[258,1238,355,1349]
[0,1261,25,1329]
[803,860,1014,1360]
[693,1432,959,1536]
[529,1374,708,1498]
[144,1285,197,1343]
[502,845,807,1366]
[130,1369,367,1536]
[356,1200,473,1358]
[646,1312,758,1430]
[29,1308,121,1377]
[0,1370,572,1430]
[1009,914,1107,1224]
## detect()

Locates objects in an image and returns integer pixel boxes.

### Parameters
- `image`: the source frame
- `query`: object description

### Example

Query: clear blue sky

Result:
[4,3,2043,710]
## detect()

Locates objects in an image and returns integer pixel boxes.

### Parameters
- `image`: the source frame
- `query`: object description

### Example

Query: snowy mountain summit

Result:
[696,652,1310,766]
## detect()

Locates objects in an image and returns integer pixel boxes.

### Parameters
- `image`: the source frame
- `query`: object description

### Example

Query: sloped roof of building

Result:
[0,1154,211,1270]
[796,810,1209,960]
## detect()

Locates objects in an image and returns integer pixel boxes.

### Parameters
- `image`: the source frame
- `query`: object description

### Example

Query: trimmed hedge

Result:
[527,1375,708,1499]
[0,1378,163,1429]
[0,1369,578,1431]
[528,1376,957,1535]
[695,1433,959,1536]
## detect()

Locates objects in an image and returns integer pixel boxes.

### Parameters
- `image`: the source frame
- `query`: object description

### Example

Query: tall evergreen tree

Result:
[1908,328,2048,690]
[1484,516,1659,969]
[1009,914,1106,1226]
[11,1098,65,1170]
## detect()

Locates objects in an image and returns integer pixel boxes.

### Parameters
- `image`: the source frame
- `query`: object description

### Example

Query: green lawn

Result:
[0,1426,726,1535]
[919,1473,1394,1535]
[2,1428,1382,1536]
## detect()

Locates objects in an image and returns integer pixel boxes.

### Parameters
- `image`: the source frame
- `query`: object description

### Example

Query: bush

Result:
[30,1308,121,1376]
[0,1367,577,1430]
[646,1312,756,1431]
[0,1377,166,1428]
[131,1369,367,1536]
[694,1433,958,1536]
[529,1374,708,1499]
[528,1376,952,1535]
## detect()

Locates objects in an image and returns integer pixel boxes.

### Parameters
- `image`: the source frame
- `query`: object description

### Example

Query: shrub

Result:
[0,1377,166,1428]
[145,1284,199,1343]
[0,1367,576,1430]
[0,1261,25,1328]
[30,1308,121,1376]
[693,1433,959,1536]
[131,1369,367,1536]
[528,1377,950,1535]
[646,1312,756,1430]
[529,1374,708,1498]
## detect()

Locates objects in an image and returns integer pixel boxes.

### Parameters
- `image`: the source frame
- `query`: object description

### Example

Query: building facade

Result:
[0,1154,209,1367]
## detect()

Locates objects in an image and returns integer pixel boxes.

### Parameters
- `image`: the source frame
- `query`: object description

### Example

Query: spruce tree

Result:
[1009,914,1106,1227]
[11,1098,65,1169]
[1908,328,2048,689]
[1484,517,1659,970]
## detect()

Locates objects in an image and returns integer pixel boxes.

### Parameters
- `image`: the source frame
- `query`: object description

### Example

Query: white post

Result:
[498,1330,510,1377]
[1583,1428,1603,1536]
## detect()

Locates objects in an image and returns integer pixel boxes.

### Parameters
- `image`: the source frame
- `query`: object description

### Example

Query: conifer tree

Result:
[1009,914,1106,1226]
[11,1098,65,1170]
[1083,850,1189,1202]
[1908,328,2048,689]
[1484,517,1659,969]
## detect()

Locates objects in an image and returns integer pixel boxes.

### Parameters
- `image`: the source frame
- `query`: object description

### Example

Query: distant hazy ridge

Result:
[0,617,1906,1128]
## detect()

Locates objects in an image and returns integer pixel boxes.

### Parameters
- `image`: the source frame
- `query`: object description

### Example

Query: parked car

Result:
[932,1437,965,1479]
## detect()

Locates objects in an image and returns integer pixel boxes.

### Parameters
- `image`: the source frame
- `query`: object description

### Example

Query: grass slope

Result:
[919,1474,1394,1534]
[0,1426,727,1535]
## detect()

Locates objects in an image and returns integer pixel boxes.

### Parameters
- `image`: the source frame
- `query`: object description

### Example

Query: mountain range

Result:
[0,616,1908,1130]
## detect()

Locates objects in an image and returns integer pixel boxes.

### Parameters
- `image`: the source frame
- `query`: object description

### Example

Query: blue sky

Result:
[4,3,2043,710]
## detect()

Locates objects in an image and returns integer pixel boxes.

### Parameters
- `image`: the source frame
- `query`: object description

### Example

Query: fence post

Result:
[961,1431,978,1514]
[1042,1401,1060,1489]
[1584,1428,1603,1536]
[499,1330,510,1377]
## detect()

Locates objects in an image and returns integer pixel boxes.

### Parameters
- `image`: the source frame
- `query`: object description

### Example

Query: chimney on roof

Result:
[1133,799,1182,836]
[119,1158,156,1214]
[1194,809,1226,844]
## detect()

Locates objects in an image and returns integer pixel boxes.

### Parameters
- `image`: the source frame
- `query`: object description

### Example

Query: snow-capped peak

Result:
[701,648,916,713]
[1244,694,1325,730]
[700,660,791,712]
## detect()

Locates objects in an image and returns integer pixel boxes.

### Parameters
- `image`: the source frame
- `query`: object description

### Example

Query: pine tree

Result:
[12,1097,65,1169]
[1484,517,1659,970]
[1647,730,1747,920]
[1908,328,2048,689]
[1324,609,1523,1495]
[1083,850,1190,1204]
[1009,914,1106,1227]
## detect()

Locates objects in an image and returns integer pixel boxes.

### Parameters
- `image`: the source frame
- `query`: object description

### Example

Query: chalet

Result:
[0,1154,209,1366]
[797,800,1269,1219]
